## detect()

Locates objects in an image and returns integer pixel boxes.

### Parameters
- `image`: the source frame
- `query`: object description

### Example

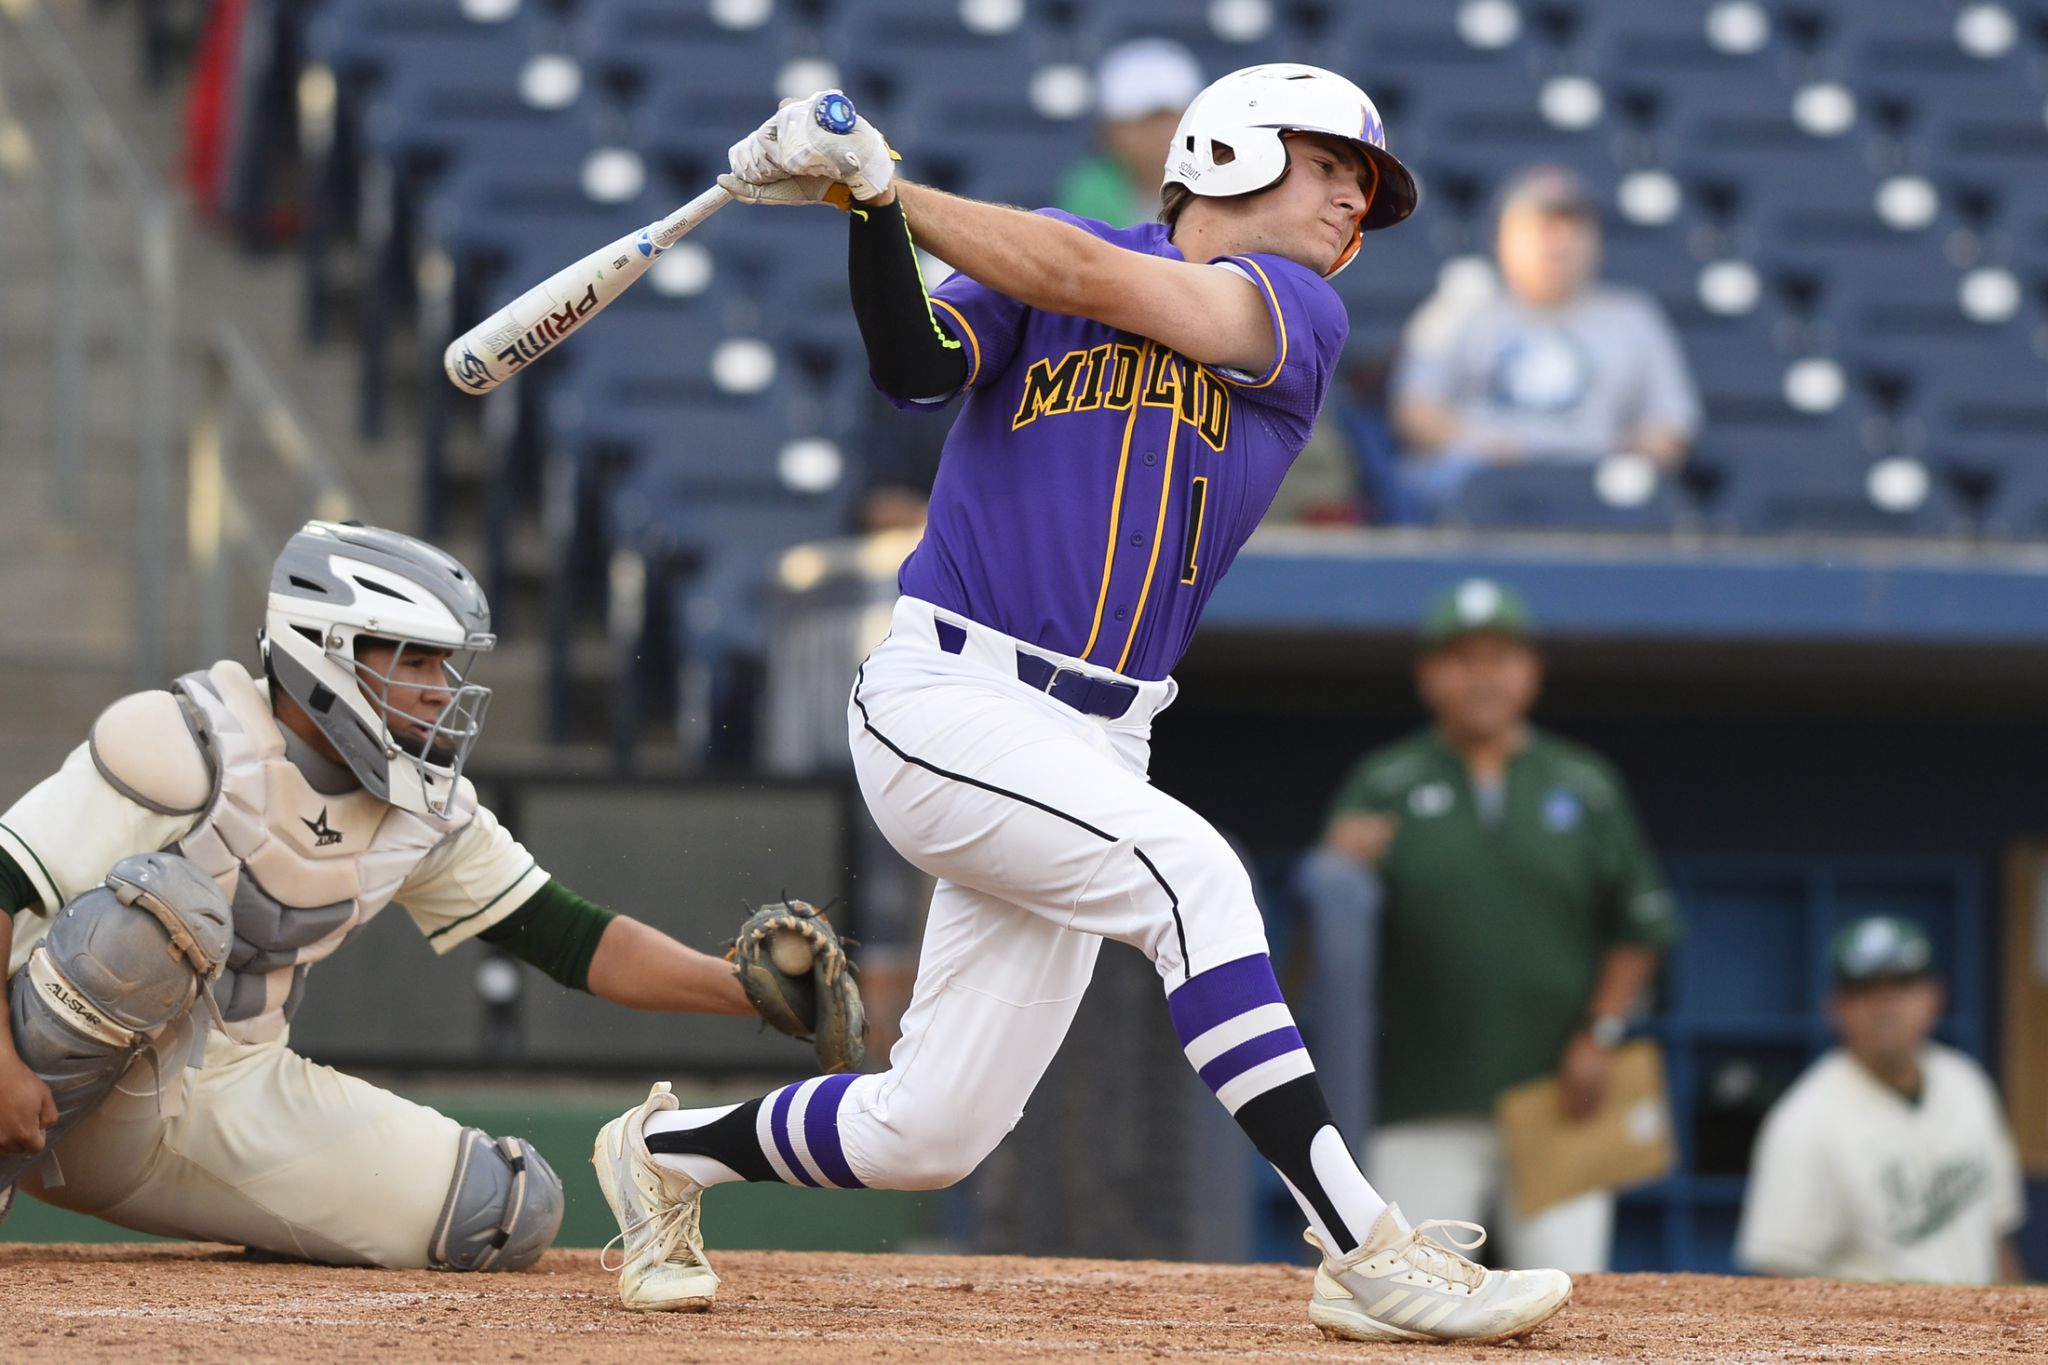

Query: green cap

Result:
[1421,578,1535,647]
[1829,916,1936,986]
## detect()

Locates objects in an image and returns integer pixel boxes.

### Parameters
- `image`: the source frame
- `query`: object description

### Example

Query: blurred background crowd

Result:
[3,0,2047,1282]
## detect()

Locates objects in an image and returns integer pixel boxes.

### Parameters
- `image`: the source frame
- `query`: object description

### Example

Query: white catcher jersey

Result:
[1736,1044,2024,1284]
[2,661,549,1038]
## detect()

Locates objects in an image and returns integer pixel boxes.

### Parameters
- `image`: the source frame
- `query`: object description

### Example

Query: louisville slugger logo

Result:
[489,283,602,373]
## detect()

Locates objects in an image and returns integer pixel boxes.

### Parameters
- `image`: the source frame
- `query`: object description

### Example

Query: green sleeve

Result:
[0,845,36,915]
[1597,776,1680,950]
[1056,155,1141,228]
[1323,753,1400,833]
[477,878,617,993]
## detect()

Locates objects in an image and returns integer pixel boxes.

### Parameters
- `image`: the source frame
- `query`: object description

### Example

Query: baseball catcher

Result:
[0,520,863,1268]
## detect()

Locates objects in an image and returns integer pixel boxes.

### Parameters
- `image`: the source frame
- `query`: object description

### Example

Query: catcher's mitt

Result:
[729,899,867,1073]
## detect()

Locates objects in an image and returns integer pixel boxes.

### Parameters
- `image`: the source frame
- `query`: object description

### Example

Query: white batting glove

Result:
[716,172,854,210]
[727,91,897,202]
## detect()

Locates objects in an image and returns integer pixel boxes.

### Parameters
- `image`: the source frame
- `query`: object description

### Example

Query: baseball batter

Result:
[593,66,1572,1344]
[0,521,859,1269]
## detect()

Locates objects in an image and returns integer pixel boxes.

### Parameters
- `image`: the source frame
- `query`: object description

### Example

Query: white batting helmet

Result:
[1163,63,1419,275]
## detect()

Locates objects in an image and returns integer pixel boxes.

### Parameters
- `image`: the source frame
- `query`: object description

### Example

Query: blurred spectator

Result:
[1737,917,2027,1284]
[1294,578,1678,1271]
[1391,165,1701,516]
[1055,39,1203,229]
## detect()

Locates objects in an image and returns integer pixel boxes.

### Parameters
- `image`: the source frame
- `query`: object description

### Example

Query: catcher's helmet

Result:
[1163,63,1419,275]
[260,520,494,817]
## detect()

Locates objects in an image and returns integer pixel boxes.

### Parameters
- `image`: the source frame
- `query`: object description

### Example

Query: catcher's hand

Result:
[726,90,898,204]
[729,899,867,1073]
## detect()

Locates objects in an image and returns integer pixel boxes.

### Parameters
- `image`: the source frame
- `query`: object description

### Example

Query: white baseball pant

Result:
[801,596,1273,1190]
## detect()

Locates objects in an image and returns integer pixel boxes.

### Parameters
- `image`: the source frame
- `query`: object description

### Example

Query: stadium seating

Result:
[1443,462,1689,535]
[182,0,2048,744]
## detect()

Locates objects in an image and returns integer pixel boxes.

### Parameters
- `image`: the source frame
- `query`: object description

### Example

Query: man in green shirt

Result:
[1296,578,1678,1271]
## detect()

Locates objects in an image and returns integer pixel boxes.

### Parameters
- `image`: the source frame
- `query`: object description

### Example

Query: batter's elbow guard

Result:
[428,1128,565,1272]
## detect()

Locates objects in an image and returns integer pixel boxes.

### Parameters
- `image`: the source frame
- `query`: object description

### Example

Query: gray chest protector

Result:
[169,661,476,1043]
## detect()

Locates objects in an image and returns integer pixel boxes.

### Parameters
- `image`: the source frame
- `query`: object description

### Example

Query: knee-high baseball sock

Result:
[1168,953,1388,1255]
[644,1074,870,1190]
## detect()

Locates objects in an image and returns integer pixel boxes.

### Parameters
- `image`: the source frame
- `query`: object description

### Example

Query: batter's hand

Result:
[728,91,897,202]
[715,172,855,211]
[1558,1031,1613,1123]
[0,1051,57,1157]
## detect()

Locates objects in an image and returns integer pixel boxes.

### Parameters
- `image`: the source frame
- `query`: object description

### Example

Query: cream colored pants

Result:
[1369,1116,1614,1272]
[22,1029,462,1267]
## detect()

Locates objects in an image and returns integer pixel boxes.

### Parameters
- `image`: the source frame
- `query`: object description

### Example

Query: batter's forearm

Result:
[888,181,1106,319]
[585,916,754,1016]
[847,195,969,400]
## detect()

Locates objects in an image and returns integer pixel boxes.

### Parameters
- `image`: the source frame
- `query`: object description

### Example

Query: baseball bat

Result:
[441,91,860,395]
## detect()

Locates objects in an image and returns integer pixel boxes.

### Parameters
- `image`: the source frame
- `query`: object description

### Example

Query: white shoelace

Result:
[599,1191,702,1273]
[1403,1219,1489,1291]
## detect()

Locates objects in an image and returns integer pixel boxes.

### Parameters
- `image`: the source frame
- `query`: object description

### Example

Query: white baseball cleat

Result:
[1306,1204,1571,1345]
[593,1081,719,1312]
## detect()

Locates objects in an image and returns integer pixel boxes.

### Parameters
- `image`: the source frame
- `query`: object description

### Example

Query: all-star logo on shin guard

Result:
[302,808,343,847]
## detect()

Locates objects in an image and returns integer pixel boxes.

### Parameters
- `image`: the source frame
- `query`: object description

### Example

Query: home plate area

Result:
[6,1245,2045,1363]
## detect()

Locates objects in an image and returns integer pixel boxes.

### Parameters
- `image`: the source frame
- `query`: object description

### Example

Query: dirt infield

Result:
[5,1244,2043,1363]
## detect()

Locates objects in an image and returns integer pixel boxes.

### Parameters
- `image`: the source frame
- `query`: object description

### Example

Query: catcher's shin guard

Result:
[1,854,232,1190]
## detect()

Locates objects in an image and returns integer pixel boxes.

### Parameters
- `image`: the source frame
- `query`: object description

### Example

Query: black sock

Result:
[644,1097,777,1183]
[1233,1075,1366,1252]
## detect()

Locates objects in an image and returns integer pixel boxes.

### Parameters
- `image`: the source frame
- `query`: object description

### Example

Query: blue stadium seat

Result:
[305,0,550,90]
[1676,317,1798,420]
[1753,216,1950,299]
[1335,9,1535,82]
[897,86,1088,208]
[1828,3,2038,122]
[1921,350,2048,464]
[1975,460,2048,540]
[1920,108,2048,183]
[616,489,850,760]
[1719,456,1966,538]
[1600,226,1701,318]
[1329,228,1442,348]
[298,0,557,343]
[1578,4,1780,78]
[1443,462,1689,534]
[1069,6,1299,74]
[571,0,792,109]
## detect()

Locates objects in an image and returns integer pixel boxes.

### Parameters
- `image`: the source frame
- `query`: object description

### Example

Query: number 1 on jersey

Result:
[1181,476,1209,585]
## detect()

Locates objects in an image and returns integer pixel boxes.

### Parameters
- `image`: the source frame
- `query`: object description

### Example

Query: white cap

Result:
[1096,38,1204,122]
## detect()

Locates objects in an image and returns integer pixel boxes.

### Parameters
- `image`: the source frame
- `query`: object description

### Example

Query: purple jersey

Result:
[888,211,1349,680]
